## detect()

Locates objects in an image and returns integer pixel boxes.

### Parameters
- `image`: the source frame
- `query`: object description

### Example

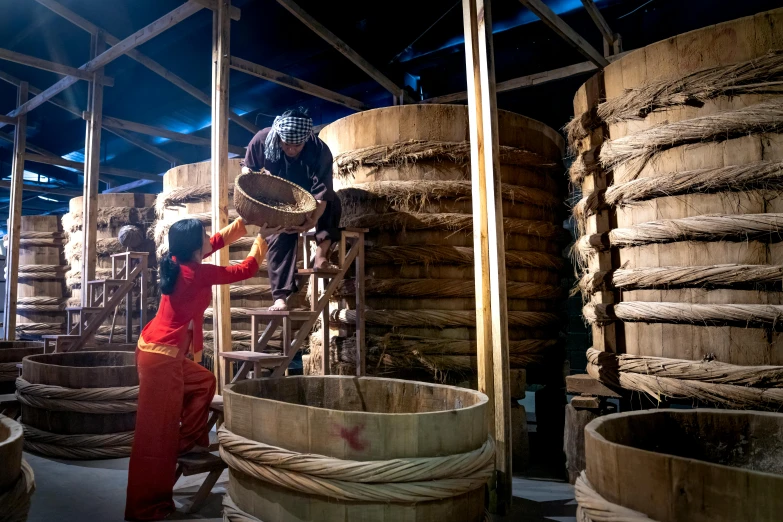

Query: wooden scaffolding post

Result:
[462,0,512,513]
[81,32,106,306]
[211,0,232,390]
[3,83,25,340]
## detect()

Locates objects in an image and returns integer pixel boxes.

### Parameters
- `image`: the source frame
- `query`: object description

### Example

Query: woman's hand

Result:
[257,222,282,237]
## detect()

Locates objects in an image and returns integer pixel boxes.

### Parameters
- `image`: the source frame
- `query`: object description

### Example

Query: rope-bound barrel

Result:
[218,426,494,503]
[574,472,657,522]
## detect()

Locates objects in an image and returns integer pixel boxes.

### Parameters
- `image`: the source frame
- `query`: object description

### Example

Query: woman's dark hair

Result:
[281,106,309,119]
[160,218,205,295]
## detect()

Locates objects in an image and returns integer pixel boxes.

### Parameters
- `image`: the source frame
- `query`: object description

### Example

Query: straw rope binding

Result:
[218,426,494,503]
[584,302,783,328]
[62,206,155,234]
[338,279,563,300]
[575,471,657,522]
[0,456,35,522]
[15,377,138,414]
[365,245,565,269]
[22,425,133,459]
[334,309,561,329]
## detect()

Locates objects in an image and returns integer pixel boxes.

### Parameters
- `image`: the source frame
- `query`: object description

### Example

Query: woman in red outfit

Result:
[125,216,272,521]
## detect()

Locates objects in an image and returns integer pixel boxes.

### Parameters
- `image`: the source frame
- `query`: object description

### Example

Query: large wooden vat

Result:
[63,193,157,342]
[0,414,34,520]
[18,351,138,459]
[570,8,783,408]
[317,105,566,384]
[155,160,303,367]
[576,409,783,522]
[4,215,68,339]
[221,376,490,522]
[0,341,43,395]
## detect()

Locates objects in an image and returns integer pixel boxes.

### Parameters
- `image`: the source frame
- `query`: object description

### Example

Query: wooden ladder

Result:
[42,252,150,353]
[220,228,366,383]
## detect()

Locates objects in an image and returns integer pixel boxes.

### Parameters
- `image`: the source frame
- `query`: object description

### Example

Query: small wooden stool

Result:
[174,395,227,513]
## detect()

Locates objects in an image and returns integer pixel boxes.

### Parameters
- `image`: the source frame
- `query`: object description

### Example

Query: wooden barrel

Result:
[18,351,138,459]
[4,215,69,340]
[0,414,33,519]
[0,341,43,394]
[570,8,783,409]
[63,193,157,341]
[316,105,566,384]
[578,409,783,521]
[155,160,303,368]
[222,375,490,521]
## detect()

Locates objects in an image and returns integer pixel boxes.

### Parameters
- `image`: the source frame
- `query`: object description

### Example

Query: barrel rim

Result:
[0,414,22,447]
[22,350,136,370]
[225,375,489,417]
[585,408,783,479]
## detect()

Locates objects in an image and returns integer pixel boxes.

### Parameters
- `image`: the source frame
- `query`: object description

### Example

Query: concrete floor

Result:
[25,451,576,522]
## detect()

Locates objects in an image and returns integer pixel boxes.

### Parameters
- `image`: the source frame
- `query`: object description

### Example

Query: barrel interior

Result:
[25,351,135,369]
[230,376,486,414]
[592,410,783,474]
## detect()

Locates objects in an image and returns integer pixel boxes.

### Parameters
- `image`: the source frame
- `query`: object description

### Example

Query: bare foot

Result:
[269,298,288,311]
[314,239,332,269]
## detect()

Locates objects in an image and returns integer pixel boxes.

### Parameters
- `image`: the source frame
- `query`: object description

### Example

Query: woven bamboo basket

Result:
[570,7,783,410]
[234,170,316,228]
[315,104,566,386]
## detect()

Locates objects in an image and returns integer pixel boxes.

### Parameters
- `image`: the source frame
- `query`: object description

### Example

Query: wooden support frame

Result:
[275,0,414,103]
[24,153,160,181]
[81,32,105,306]
[211,0,233,392]
[0,114,17,125]
[230,56,369,111]
[462,0,512,512]
[33,0,260,136]
[1,0,205,125]
[3,82,28,341]
[518,0,609,68]
[0,68,183,166]
[102,115,246,156]
[580,0,620,56]
[0,48,114,85]
[0,181,80,197]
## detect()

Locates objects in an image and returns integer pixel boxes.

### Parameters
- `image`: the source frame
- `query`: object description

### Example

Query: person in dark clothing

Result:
[242,108,341,311]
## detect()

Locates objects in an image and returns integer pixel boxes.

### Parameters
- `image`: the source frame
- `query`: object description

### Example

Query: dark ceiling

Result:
[0,0,780,222]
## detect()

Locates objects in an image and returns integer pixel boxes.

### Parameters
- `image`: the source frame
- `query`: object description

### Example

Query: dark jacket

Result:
[243,127,335,201]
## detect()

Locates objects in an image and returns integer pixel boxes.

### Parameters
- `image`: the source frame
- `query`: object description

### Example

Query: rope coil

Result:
[15,378,138,414]
[575,472,657,522]
[0,458,35,522]
[22,424,133,459]
[218,426,494,503]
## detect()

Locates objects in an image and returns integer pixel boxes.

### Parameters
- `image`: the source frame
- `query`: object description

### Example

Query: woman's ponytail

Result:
[160,218,206,295]
[159,252,180,295]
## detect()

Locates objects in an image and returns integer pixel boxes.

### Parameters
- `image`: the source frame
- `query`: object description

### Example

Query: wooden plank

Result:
[571,395,601,409]
[0,67,183,165]
[580,0,615,46]
[566,374,621,398]
[211,0,233,391]
[24,153,160,181]
[81,33,105,306]
[518,0,609,68]
[0,181,80,197]
[275,0,413,103]
[191,0,241,21]
[0,47,114,85]
[102,115,246,155]
[101,178,157,193]
[4,0,204,121]
[32,0,259,135]
[462,0,512,512]
[3,82,27,340]
[230,56,368,111]
[422,52,629,104]
[0,114,16,125]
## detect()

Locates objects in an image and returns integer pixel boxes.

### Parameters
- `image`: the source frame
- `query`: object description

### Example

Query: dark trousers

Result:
[266,198,341,301]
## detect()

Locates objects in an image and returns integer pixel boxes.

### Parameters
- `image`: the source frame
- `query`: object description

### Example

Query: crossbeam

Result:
[0,114,16,125]
[102,115,246,156]
[230,56,369,111]
[33,0,260,135]
[275,0,413,103]
[0,48,114,85]
[25,153,160,181]
[518,0,609,68]
[0,68,182,165]
[580,0,615,46]
[0,180,81,197]
[3,0,204,123]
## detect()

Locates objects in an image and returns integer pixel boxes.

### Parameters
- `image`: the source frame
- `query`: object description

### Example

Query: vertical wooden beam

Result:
[462,0,512,513]
[3,83,27,340]
[211,0,232,391]
[81,33,106,306]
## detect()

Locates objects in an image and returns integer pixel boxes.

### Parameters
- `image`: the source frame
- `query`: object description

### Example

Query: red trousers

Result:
[125,349,216,521]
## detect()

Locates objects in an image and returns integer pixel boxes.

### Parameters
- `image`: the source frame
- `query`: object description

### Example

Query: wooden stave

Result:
[224,375,489,522]
[0,415,23,493]
[583,409,783,522]
[573,9,783,367]
[20,352,137,435]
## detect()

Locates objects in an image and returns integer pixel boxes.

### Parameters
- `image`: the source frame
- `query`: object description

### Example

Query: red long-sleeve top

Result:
[138,219,266,361]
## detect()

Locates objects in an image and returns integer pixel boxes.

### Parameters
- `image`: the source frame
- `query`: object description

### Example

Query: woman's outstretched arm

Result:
[199,235,269,286]
[204,217,248,258]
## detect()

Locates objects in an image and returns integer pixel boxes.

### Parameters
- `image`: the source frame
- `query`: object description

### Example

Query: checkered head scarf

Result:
[264,115,313,162]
